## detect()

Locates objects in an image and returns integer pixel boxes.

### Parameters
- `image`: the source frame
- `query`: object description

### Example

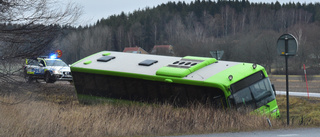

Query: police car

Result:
[24,55,72,83]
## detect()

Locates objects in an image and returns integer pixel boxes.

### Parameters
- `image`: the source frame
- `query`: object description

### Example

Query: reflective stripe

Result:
[27,72,34,74]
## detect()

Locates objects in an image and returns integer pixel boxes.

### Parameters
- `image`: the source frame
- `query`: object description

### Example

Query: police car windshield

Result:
[46,60,68,67]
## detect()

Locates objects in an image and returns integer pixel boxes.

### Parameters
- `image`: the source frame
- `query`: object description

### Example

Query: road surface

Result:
[166,127,320,137]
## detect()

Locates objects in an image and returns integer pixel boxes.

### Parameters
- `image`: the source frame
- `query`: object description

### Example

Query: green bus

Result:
[71,51,280,117]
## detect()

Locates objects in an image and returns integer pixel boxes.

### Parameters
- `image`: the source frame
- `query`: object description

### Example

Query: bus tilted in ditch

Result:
[71,51,280,117]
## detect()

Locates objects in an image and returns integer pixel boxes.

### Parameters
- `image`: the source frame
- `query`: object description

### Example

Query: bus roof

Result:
[71,51,266,88]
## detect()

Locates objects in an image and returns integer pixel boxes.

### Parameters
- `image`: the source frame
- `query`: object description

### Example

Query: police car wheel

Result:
[45,72,55,83]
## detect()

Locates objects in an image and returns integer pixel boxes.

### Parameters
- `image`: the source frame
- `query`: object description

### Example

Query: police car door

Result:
[26,59,40,75]
[37,59,46,75]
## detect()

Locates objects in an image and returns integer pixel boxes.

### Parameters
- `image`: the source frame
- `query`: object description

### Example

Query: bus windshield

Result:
[230,71,275,109]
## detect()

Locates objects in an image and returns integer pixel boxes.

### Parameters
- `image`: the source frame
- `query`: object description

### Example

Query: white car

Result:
[24,56,72,83]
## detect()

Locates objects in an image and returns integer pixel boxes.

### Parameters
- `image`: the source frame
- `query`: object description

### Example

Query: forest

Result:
[53,0,320,74]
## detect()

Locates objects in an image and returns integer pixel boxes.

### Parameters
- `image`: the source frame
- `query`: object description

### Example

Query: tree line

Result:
[53,0,320,74]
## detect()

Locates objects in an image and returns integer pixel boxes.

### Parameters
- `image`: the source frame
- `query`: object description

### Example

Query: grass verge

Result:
[276,95,320,126]
[1,85,320,136]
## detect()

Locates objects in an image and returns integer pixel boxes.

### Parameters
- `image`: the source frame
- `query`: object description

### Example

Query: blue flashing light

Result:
[49,54,57,59]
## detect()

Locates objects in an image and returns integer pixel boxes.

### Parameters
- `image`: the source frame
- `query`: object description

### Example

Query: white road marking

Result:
[277,134,299,136]
[276,91,320,98]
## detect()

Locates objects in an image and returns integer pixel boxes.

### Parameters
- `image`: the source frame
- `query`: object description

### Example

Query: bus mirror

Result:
[272,84,276,96]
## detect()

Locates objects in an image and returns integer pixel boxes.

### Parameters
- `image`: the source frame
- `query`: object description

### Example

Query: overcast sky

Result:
[68,0,319,26]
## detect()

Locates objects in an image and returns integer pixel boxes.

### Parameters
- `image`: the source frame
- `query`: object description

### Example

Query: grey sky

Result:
[69,0,319,26]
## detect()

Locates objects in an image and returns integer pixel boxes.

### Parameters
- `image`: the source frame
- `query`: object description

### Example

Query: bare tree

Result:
[56,26,112,64]
[0,0,82,59]
[0,0,82,81]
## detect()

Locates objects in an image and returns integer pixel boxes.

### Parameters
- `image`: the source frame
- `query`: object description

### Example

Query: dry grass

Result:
[1,81,320,136]
[0,98,281,137]
[0,82,279,137]
[276,95,320,126]
[270,75,320,126]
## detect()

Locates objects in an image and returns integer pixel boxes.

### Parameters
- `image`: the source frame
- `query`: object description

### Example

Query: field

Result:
[270,75,320,93]
[0,75,320,136]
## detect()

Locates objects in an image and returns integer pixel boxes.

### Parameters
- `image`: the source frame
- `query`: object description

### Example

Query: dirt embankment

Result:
[0,81,77,105]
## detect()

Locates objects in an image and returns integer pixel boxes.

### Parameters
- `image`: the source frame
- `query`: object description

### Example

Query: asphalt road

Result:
[166,128,320,137]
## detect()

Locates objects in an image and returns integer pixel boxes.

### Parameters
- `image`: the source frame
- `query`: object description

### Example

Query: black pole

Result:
[285,55,289,125]
[285,37,289,125]
[216,51,218,60]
